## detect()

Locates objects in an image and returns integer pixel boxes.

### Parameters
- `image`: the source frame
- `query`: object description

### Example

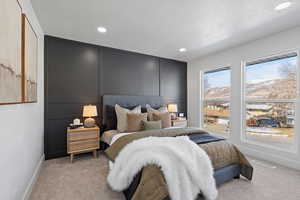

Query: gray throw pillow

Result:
[146,104,168,121]
[143,120,162,130]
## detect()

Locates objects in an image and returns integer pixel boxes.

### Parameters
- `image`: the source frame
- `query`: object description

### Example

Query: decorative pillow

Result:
[127,113,148,132]
[115,104,141,132]
[153,112,171,128]
[146,104,168,121]
[143,120,162,130]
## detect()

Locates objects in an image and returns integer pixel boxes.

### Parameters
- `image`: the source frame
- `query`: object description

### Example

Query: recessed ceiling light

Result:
[275,2,292,11]
[179,48,187,52]
[97,26,107,33]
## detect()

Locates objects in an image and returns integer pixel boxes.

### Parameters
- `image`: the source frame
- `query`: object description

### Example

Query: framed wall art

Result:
[22,13,38,103]
[0,0,23,105]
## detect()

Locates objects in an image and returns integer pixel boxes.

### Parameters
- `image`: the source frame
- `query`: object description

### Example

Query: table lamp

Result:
[83,105,98,128]
[168,104,178,120]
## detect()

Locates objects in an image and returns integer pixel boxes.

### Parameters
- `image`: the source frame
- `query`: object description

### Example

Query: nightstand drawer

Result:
[68,139,99,153]
[172,120,187,128]
[68,130,99,141]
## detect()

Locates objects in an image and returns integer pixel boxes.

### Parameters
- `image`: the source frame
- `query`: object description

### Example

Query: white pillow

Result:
[115,104,141,132]
[146,104,168,121]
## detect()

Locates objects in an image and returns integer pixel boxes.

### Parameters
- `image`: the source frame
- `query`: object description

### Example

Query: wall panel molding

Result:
[44,35,187,159]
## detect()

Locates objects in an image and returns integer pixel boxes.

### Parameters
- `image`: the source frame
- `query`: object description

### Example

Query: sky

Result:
[204,56,297,89]
[204,68,230,88]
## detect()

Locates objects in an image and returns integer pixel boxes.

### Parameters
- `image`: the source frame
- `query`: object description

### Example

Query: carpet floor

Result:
[30,152,300,200]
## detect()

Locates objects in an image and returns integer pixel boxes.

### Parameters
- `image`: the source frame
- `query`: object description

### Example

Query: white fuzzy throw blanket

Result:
[107,136,218,200]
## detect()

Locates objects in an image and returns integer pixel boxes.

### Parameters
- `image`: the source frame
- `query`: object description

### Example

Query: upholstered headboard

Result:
[102,95,169,130]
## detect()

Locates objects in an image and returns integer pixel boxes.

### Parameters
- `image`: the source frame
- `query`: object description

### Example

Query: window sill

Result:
[201,128,230,139]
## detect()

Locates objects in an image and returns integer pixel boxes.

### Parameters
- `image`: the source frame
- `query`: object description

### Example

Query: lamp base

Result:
[84,117,96,128]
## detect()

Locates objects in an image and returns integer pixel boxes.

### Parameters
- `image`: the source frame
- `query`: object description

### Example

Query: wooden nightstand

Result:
[171,119,188,128]
[67,126,100,163]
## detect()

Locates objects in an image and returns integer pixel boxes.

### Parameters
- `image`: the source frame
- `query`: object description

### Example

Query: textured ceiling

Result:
[31,0,300,61]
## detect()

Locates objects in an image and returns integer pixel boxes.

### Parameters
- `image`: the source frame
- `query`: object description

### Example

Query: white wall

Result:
[188,26,300,170]
[0,0,44,199]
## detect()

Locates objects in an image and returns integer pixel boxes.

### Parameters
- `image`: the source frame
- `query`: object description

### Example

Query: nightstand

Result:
[67,126,100,163]
[171,119,188,128]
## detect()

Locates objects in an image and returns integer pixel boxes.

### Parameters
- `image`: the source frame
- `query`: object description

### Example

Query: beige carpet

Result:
[30,152,300,200]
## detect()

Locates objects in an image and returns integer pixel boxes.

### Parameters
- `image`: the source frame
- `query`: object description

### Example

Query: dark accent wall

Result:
[44,36,187,159]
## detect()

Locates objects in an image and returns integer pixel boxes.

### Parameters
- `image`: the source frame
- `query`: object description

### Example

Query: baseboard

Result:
[237,145,300,170]
[23,154,45,200]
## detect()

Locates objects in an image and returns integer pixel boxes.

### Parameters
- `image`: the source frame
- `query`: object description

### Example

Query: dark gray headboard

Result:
[102,95,169,130]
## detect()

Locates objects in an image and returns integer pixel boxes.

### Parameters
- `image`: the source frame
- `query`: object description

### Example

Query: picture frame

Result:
[0,0,23,105]
[22,13,38,103]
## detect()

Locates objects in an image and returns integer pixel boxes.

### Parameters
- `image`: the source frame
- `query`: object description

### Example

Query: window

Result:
[243,53,298,150]
[202,67,231,136]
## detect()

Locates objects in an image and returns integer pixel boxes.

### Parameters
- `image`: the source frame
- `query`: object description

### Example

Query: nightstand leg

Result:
[70,154,74,163]
[93,150,97,158]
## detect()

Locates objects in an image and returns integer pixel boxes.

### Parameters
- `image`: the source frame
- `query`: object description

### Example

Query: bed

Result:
[101,95,253,200]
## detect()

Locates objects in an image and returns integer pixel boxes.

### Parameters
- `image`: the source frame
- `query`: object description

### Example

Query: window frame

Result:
[241,50,300,153]
[200,66,232,138]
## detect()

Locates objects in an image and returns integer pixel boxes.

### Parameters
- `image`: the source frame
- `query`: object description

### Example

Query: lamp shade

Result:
[83,105,98,117]
[168,104,178,113]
